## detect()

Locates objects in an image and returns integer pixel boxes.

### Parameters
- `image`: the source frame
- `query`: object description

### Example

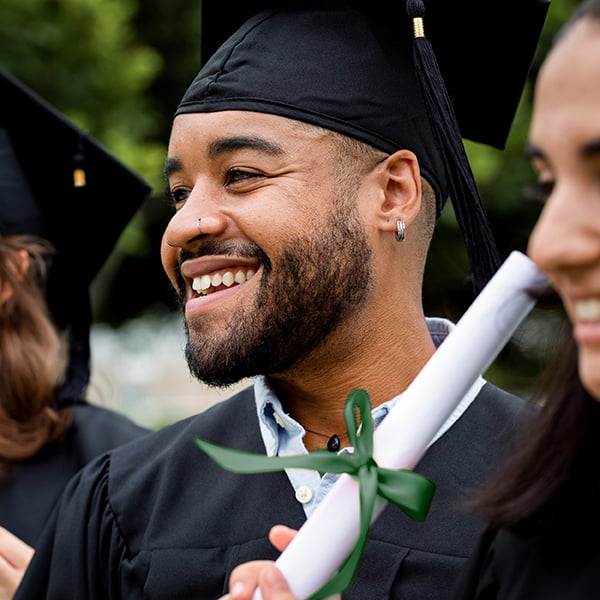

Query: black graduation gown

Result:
[0,402,150,547]
[451,526,600,599]
[452,417,600,600]
[15,383,527,600]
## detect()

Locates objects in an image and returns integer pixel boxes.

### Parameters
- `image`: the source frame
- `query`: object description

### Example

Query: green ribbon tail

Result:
[307,466,379,600]
[377,468,436,522]
[194,437,360,475]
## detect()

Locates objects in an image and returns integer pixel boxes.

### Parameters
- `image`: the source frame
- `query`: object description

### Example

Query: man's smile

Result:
[192,267,257,297]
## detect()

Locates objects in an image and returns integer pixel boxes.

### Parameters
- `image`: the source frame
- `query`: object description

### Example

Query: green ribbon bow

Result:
[194,388,435,599]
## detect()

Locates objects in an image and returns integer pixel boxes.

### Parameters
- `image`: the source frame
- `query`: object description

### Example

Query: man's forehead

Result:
[174,109,327,132]
[170,110,329,151]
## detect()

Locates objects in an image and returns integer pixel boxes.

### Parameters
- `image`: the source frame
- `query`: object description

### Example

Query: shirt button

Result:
[295,485,313,504]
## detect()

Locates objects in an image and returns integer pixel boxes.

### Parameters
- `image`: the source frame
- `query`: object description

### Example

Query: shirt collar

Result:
[254,316,485,456]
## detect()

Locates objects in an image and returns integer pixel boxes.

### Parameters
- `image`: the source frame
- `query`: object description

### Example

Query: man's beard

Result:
[183,201,373,387]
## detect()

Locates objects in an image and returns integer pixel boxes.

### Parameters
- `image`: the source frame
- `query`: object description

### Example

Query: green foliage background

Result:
[0,0,581,396]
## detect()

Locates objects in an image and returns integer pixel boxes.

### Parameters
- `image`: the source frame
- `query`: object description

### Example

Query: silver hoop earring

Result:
[395,219,406,242]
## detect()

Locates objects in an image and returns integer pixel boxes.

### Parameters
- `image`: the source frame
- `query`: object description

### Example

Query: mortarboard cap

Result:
[0,68,152,407]
[181,0,549,295]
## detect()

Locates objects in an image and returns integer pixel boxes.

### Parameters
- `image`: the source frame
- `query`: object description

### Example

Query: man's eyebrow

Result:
[207,136,285,160]
[164,136,285,180]
[164,157,183,180]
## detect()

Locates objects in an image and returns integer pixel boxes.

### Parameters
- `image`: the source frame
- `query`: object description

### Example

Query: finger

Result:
[0,528,33,569]
[268,525,297,552]
[0,553,23,599]
[227,560,275,599]
[256,564,298,600]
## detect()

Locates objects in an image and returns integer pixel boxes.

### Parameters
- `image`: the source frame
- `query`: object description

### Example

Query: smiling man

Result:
[14,2,549,599]
[163,113,382,392]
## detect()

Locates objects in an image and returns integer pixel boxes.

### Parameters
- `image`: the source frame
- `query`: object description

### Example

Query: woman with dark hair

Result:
[451,1,600,596]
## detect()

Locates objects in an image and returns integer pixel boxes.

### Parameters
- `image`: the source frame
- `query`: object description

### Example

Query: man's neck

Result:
[266,318,437,448]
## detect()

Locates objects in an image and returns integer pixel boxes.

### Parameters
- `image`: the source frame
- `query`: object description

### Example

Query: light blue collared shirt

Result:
[254,317,486,517]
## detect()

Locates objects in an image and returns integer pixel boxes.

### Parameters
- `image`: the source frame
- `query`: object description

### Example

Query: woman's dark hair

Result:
[468,328,599,531]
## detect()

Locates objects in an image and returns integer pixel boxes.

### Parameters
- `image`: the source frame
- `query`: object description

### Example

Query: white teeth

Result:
[192,274,212,292]
[192,268,256,295]
[574,299,600,321]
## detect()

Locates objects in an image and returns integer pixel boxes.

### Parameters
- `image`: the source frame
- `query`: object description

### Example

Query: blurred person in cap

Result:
[14,1,549,599]
[0,69,152,596]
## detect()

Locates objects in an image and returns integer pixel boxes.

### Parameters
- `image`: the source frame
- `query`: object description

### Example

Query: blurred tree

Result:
[0,0,200,323]
[0,0,165,186]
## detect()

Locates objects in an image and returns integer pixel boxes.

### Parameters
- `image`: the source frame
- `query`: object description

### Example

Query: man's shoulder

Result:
[475,382,531,419]
[101,384,271,557]
[108,384,257,472]
[442,381,532,459]
[70,402,151,437]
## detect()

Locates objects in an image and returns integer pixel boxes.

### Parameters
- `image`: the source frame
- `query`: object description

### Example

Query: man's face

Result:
[163,111,373,386]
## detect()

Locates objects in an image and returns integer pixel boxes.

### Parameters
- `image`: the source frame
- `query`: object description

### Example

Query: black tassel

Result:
[406,0,501,296]
[53,287,92,409]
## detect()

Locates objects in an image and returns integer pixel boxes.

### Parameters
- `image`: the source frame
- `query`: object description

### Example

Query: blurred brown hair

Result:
[0,235,71,479]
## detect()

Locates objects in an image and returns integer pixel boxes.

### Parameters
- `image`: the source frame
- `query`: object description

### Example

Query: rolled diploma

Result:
[253,250,551,600]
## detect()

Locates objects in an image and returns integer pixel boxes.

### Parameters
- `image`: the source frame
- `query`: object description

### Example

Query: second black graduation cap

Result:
[186,0,549,295]
[0,68,152,406]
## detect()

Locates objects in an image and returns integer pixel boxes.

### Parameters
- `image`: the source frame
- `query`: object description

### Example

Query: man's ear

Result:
[375,149,422,235]
[1,249,30,303]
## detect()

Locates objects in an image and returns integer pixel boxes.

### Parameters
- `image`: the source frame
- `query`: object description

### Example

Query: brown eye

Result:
[224,169,263,186]
[168,187,190,208]
[525,180,554,203]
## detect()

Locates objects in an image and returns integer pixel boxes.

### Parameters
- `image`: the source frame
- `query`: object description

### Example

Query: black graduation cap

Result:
[184,0,549,296]
[0,68,152,407]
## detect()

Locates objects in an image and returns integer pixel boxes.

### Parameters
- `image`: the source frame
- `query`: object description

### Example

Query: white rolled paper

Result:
[253,250,551,600]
